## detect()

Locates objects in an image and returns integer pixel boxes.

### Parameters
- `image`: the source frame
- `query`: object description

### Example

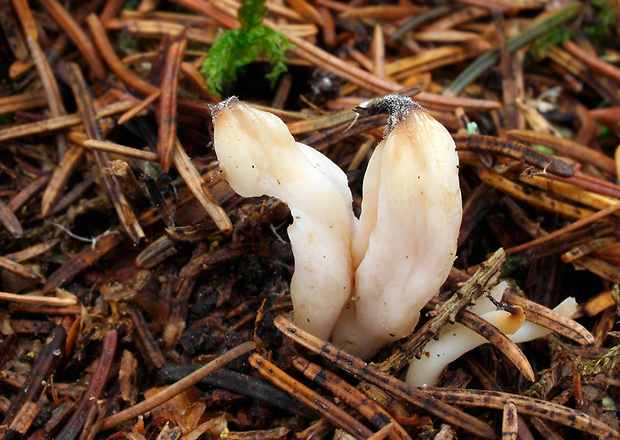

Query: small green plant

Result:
[531,0,616,58]
[580,344,620,376]
[585,0,616,43]
[200,0,293,96]
[531,26,573,58]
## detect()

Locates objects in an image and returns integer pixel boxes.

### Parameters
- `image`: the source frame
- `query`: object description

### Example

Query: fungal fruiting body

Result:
[212,97,356,340]
[405,280,578,387]
[332,98,462,358]
[212,95,462,358]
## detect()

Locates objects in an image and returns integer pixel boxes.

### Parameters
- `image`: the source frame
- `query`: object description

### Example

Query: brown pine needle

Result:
[38,0,106,80]
[251,353,374,439]
[0,291,76,306]
[157,36,187,173]
[421,388,620,439]
[172,140,232,234]
[99,341,255,431]
[82,140,159,162]
[41,145,85,217]
[274,315,497,439]
[505,202,620,256]
[117,89,160,125]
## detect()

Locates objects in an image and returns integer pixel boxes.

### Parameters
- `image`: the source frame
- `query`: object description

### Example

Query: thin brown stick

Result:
[291,356,411,438]
[338,4,427,20]
[563,40,620,84]
[104,16,216,46]
[0,256,41,280]
[286,0,324,25]
[38,0,106,80]
[425,296,535,382]
[168,0,239,28]
[518,174,620,213]
[494,9,524,133]
[250,353,374,440]
[455,0,518,14]
[274,315,497,439]
[1,0,28,62]
[0,199,23,237]
[501,402,518,440]
[0,291,76,306]
[9,400,40,434]
[99,341,255,431]
[507,129,616,176]
[505,202,620,256]
[157,36,186,172]
[466,359,536,440]
[117,89,160,125]
[180,61,218,101]
[8,175,50,214]
[548,46,620,106]
[100,0,125,24]
[82,139,159,161]
[87,13,155,95]
[56,331,118,440]
[41,233,123,294]
[2,327,65,424]
[172,140,232,234]
[3,240,58,263]
[478,169,594,220]
[127,306,166,369]
[454,134,575,178]
[67,62,145,243]
[41,145,85,217]
[0,100,135,142]
[48,175,95,217]
[11,0,38,40]
[25,34,69,156]
[372,24,385,80]
[574,104,598,146]
[0,90,47,115]
[421,388,620,439]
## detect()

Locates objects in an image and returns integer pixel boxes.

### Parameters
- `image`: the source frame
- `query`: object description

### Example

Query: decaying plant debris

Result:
[1,0,620,438]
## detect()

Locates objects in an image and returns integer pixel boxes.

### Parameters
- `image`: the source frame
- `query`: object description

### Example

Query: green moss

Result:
[532,144,557,156]
[200,0,294,96]
[531,0,617,57]
[531,27,573,58]
[500,253,528,277]
[584,0,616,43]
[580,344,620,375]
[123,0,140,10]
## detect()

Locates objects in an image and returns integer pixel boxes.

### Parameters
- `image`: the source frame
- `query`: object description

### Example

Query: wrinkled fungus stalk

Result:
[332,96,462,358]
[212,95,461,358]
[212,97,355,340]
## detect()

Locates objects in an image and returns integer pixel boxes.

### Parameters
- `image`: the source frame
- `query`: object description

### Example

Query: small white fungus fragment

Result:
[405,281,578,387]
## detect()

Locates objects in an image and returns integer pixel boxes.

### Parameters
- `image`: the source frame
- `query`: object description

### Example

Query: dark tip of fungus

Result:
[209,96,240,120]
[354,94,425,133]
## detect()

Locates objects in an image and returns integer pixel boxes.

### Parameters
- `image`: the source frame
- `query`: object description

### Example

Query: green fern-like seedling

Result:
[200,0,294,96]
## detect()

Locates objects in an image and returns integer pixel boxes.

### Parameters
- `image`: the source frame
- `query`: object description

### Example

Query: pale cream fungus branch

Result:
[405,280,578,387]
[212,97,356,340]
[212,95,462,358]
[332,96,462,358]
